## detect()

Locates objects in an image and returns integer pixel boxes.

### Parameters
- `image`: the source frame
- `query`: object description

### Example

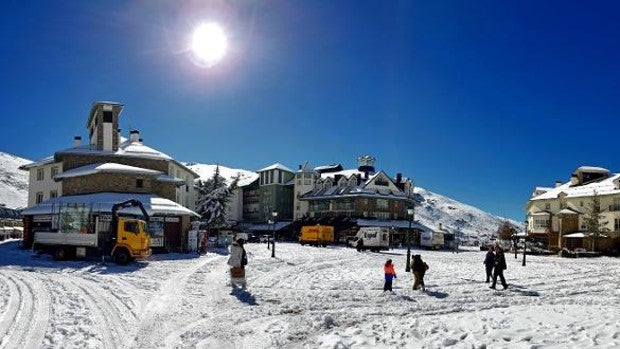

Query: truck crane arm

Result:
[111,199,150,222]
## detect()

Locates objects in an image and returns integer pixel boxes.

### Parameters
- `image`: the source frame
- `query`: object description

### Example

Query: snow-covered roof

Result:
[18,155,55,170]
[314,164,343,172]
[21,192,199,217]
[531,174,620,200]
[257,163,294,173]
[575,166,609,174]
[320,169,365,180]
[55,140,173,161]
[54,163,162,180]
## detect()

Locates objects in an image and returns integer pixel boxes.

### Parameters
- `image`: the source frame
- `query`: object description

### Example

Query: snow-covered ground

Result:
[1,240,619,349]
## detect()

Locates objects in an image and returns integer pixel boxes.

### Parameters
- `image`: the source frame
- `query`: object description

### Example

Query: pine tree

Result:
[195,165,240,231]
[583,190,609,252]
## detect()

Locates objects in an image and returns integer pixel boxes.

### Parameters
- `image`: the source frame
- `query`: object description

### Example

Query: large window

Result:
[36,192,44,204]
[36,169,44,181]
[50,166,59,178]
[534,219,549,229]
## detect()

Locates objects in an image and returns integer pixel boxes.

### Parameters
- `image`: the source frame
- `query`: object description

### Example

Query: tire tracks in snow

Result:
[128,254,222,349]
[0,270,51,349]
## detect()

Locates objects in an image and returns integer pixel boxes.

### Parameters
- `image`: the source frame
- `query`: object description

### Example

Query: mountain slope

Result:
[0,152,30,209]
[414,187,520,239]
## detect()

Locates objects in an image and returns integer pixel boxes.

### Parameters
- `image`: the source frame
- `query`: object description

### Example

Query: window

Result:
[534,219,549,229]
[51,166,59,178]
[376,199,388,210]
[303,179,311,185]
[124,221,139,234]
[612,198,620,212]
[545,203,550,210]
[615,219,620,231]
[36,192,44,204]
[36,169,44,181]
[376,212,389,220]
[136,179,144,188]
[103,111,113,123]
[49,190,57,198]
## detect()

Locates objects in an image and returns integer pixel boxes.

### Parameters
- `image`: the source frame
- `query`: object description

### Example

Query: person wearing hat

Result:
[228,238,248,289]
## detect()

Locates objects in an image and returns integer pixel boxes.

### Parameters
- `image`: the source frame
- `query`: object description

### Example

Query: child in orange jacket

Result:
[384,259,397,292]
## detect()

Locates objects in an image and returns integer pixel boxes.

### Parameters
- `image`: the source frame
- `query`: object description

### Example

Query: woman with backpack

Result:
[412,254,429,291]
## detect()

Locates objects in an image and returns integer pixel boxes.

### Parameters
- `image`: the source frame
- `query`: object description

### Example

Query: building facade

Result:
[20,101,200,252]
[527,166,620,252]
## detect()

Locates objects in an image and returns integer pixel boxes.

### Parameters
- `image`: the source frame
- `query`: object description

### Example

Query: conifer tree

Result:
[583,190,609,252]
[195,165,240,232]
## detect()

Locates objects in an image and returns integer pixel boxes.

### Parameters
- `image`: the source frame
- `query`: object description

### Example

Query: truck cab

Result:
[111,217,151,264]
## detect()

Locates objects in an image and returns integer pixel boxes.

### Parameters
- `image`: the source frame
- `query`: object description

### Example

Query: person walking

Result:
[484,246,495,283]
[227,238,248,289]
[412,254,429,291]
[383,259,397,292]
[490,244,508,290]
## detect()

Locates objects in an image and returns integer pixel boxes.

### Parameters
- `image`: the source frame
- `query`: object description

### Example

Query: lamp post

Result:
[271,211,278,258]
[522,218,528,266]
[406,207,414,272]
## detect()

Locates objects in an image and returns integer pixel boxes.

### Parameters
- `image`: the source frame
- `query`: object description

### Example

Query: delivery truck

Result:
[299,225,334,247]
[32,199,151,265]
[347,227,390,252]
[420,230,444,250]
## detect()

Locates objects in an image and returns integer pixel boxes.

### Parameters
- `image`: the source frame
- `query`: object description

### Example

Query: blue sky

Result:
[2,1,619,221]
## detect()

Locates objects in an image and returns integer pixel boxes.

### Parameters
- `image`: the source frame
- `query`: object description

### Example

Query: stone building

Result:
[20,101,200,252]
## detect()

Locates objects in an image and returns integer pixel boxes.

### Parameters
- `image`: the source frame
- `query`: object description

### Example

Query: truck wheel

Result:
[53,248,66,261]
[113,249,131,265]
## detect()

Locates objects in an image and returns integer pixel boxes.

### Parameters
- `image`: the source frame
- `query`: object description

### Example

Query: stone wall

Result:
[63,173,176,201]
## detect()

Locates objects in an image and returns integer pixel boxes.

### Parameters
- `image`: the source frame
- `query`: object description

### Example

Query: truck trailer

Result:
[299,225,334,247]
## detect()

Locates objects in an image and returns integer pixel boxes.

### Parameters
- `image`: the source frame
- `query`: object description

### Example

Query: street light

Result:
[271,211,278,258]
[522,218,528,266]
[406,207,414,272]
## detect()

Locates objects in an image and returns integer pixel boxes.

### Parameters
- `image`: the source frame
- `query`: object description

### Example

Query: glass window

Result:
[124,221,139,234]
[50,190,57,198]
[615,219,620,231]
[51,166,59,178]
[36,192,44,204]
[37,169,44,181]
[136,179,144,188]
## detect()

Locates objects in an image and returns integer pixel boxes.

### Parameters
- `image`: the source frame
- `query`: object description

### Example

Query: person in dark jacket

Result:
[412,254,429,291]
[490,244,508,290]
[483,246,495,283]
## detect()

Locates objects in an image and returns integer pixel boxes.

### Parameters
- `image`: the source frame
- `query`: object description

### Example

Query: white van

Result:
[348,227,390,252]
[421,231,444,250]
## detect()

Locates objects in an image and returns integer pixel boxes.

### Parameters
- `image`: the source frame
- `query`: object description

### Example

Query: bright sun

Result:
[191,23,227,67]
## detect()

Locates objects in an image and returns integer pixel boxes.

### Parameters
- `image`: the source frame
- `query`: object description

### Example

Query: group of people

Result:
[384,244,509,292]
[229,237,509,293]
[383,254,429,292]
[484,244,508,290]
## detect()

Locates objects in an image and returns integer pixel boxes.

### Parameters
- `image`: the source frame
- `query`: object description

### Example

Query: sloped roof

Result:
[257,163,294,173]
[54,162,162,180]
[21,192,199,217]
[531,174,620,200]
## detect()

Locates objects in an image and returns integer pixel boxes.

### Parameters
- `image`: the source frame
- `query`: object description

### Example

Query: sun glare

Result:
[191,23,227,67]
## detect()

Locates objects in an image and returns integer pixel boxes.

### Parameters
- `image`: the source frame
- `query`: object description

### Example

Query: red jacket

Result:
[384,264,396,277]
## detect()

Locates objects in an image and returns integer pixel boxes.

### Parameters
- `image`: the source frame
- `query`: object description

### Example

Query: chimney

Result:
[555,180,562,188]
[396,173,402,183]
[130,130,140,143]
[73,136,82,147]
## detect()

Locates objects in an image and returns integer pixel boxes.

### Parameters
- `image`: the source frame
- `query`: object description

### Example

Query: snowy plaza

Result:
[1,240,619,348]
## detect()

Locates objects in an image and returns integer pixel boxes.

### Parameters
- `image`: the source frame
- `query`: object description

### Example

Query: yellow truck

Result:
[33,199,151,265]
[299,225,334,247]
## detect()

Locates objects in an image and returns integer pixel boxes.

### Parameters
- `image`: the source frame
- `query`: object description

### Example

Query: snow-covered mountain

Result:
[185,162,519,239]
[413,187,520,240]
[184,162,259,187]
[0,151,30,209]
